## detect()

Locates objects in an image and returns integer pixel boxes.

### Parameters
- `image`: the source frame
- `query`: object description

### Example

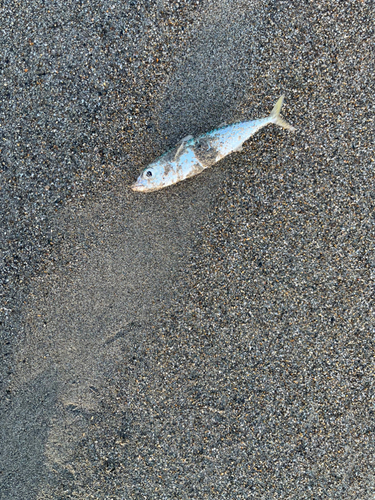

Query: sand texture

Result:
[0,1,374,498]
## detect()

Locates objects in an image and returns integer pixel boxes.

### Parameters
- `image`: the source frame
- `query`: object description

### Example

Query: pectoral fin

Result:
[174,135,194,160]
[181,135,193,142]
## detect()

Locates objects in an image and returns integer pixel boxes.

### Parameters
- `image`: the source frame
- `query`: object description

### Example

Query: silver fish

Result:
[131,95,295,192]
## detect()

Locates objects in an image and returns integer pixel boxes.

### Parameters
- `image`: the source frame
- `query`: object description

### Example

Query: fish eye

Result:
[145,170,153,178]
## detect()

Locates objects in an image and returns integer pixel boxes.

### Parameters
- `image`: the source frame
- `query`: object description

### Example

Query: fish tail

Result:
[269,95,296,131]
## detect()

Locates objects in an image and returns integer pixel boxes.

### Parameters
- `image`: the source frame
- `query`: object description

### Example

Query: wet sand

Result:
[1,1,374,498]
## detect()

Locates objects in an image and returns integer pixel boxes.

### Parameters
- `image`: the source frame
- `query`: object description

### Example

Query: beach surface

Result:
[1,1,374,498]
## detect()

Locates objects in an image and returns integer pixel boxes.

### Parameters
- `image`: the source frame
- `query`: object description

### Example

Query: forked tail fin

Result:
[269,95,296,131]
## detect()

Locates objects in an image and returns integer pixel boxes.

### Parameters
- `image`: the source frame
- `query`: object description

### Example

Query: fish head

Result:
[131,158,172,192]
[131,141,199,192]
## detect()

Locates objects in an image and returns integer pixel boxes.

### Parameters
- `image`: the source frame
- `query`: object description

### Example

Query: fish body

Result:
[132,95,295,192]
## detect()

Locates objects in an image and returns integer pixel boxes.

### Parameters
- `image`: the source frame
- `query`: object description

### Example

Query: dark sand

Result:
[1,0,374,498]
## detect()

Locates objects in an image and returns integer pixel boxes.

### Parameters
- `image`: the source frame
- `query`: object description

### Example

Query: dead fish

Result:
[131,95,295,192]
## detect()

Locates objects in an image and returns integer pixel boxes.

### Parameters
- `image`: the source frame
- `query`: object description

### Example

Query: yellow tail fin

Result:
[270,95,295,131]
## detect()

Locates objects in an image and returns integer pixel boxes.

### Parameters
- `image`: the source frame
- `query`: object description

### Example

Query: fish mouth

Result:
[131,182,146,192]
[131,178,148,191]
[131,178,166,192]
